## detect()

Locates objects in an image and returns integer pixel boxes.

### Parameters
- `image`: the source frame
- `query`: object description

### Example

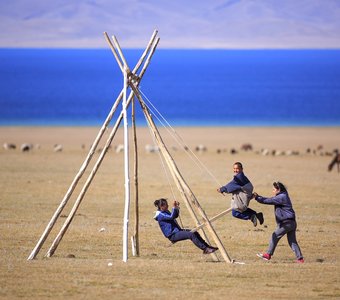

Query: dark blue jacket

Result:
[154,207,181,238]
[255,192,296,224]
[219,172,251,193]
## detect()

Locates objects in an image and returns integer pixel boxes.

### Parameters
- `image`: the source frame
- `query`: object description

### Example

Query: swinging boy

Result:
[217,161,264,226]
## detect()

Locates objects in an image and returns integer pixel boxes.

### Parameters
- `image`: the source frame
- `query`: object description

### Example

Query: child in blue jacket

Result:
[217,162,264,226]
[154,198,218,255]
[254,181,304,263]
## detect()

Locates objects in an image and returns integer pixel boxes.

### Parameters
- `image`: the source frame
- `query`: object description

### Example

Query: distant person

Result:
[153,198,218,254]
[253,181,304,263]
[217,162,264,226]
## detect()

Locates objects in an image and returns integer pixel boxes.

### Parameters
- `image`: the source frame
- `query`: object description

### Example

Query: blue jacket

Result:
[219,172,251,194]
[219,172,253,212]
[255,192,296,224]
[154,207,181,238]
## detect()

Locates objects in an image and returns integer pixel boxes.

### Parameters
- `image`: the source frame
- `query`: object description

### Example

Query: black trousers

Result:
[169,229,210,250]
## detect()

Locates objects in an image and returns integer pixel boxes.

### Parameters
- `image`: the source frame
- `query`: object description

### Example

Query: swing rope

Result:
[139,87,223,187]
[144,111,185,228]
[137,88,229,230]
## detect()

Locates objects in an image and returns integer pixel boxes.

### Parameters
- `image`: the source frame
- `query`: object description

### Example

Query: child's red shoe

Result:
[257,252,271,261]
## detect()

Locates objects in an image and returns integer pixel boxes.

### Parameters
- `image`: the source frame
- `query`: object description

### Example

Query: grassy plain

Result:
[0,126,339,299]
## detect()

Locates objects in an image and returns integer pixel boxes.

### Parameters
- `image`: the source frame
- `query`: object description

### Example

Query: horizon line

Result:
[1,46,340,51]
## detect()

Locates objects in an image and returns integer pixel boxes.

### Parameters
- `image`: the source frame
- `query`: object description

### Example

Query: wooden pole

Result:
[132,98,140,257]
[138,38,159,80]
[191,207,232,232]
[122,66,130,263]
[125,33,158,257]
[112,35,130,74]
[109,35,132,263]
[104,32,124,73]
[44,33,160,258]
[132,30,158,75]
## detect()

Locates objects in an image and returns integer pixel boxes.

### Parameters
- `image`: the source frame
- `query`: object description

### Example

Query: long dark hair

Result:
[273,181,287,193]
[154,198,168,210]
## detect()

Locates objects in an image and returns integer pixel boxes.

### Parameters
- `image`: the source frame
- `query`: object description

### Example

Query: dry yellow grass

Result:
[0,126,339,299]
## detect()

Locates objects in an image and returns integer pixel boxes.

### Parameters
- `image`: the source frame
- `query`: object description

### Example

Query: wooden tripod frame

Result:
[27,31,234,264]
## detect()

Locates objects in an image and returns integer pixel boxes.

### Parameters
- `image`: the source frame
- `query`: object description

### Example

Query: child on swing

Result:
[153,198,218,254]
[217,161,264,227]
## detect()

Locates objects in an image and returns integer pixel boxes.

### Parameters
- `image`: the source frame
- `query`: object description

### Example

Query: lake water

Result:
[0,49,339,126]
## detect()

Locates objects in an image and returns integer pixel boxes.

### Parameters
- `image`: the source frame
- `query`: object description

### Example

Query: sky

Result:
[0,0,340,49]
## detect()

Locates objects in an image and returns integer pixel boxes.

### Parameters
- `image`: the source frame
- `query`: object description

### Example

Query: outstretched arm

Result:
[254,193,284,206]
[218,180,242,194]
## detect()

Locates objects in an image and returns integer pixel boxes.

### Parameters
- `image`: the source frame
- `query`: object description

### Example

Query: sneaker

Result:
[256,212,264,225]
[257,252,271,261]
[203,247,218,254]
[296,258,304,263]
[251,214,257,227]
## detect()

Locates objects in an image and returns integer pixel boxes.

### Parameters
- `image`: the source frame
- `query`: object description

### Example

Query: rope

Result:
[143,99,185,228]
[139,87,223,187]
[145,117,178,201]
[138,88,226,229]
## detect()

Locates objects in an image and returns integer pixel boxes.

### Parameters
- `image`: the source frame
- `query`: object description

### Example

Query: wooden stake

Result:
[109,36,133,263]
[122,66,130,263]
[104,32,124,73]
[111,35,130,74]
[132,30,158,76]
[132,98,140,256]
[131,236,136,257]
